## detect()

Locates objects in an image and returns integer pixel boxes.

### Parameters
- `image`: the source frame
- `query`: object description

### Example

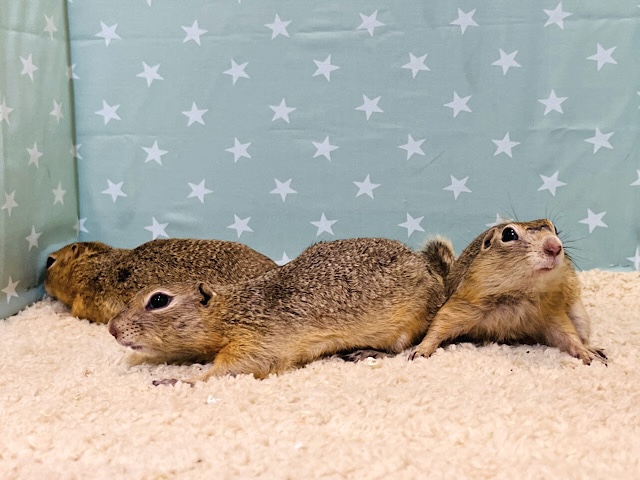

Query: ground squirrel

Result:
[411,219,607,365]
[45,238,277,324]
[107,237,450,383]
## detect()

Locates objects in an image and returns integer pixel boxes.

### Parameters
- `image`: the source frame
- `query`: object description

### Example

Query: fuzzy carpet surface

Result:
[1,270,639,479]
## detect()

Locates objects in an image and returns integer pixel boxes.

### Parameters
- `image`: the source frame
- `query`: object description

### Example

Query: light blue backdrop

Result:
[0,0,78,318]
[4,0,639,319]
[67,1,640,270]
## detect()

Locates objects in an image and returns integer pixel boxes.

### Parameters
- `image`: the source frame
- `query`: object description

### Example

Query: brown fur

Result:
[108,238,448,382]
[44,239,277,324]
[412,219,607,365]
[421,235,456,280]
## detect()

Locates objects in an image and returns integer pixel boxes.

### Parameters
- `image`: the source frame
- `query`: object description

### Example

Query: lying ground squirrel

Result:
[411,219,607,365]
[107,237,450,383]
[45,238,277,324]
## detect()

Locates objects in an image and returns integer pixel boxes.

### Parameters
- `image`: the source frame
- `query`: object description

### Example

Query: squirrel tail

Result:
[421,236,455,280]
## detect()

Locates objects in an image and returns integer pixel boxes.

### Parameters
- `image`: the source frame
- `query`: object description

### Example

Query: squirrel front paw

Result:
[408,344,437,361]
[583,347,608,366]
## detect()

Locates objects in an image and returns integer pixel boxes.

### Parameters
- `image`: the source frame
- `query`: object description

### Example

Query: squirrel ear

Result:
[481,231,494,251]
[198,283,216,306]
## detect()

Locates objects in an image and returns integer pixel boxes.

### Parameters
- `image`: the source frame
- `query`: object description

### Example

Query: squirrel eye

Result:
[501,227,519,242]
[146,293,171,310]
[46,256,56,268]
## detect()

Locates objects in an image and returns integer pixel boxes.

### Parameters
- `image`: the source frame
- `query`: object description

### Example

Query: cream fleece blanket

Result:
[1,270,639,479]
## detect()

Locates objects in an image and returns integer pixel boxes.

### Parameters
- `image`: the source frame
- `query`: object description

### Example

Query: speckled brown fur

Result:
[108,238,449,382]
[44,239,277,324]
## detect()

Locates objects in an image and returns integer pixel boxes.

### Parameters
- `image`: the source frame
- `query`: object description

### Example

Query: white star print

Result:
[357,10,384,36]
[227,215,253,238]
[544,3,572,29]
[2,277,19,303]
[142,140,168,165]
[71,144,82,160]
[225,138,252,162]
[187,179,213,203]
[492,132,520,158]
[270,178,297,202]
[312,136,339,160]
[27,142,44,168]
[182,102,208,126]
[355,95,383,120]
[354,175,380,199]
[579,209,607,234]
[311,213,337,236]
[50,100,63,124]
[398,213,425,238]
[74,218,89,234]
[2,191,18,217]
[587,44,617,71]
[444,175,471,200]
[95,21,121,47]
[269,98,296,123]
[626,247,640,271]
[66,64,79,81]
[182,20,207,45]
[402,53,430,78]
[44,14,58,39]
[450,8,478,35]
[25,226,42,251]
[486,214,514,227]
[265,14,291,39]
[224,59,250,85]
[137,62,163,87]
[399,134,425,160]
[52,182,66,205]
[0,97,14,125]
[20,54,39,81]
[145,217,169,239]
[631,170,640,186]
[444,92,472,117]
[313,55,340,82]
[538,171,567,196]
[11,4,628,280]
[538,90,567,115]
[102,180,127,203]
[276,252,291,266]
[95,100,120,125]
[584,127,614,153]
[492,49,521,75]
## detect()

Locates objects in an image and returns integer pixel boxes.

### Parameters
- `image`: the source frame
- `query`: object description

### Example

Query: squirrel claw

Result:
[592,348,608,366]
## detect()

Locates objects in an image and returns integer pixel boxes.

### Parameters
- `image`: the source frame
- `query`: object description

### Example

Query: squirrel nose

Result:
[107,320,119,338]
[543,237,562,258]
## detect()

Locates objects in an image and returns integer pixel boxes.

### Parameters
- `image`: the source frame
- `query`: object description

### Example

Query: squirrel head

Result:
[44,241,112,300]
[107,282,225,363]
[447,219,568,297]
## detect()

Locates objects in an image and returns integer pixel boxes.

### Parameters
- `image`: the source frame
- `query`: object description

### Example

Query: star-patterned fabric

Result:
[1,1,639,318]
[0,1,78,318]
